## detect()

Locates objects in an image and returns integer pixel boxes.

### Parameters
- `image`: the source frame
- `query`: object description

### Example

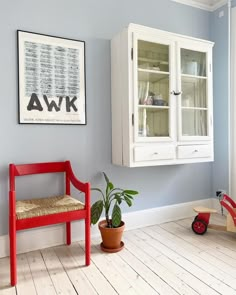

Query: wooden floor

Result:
[1,215,236,295]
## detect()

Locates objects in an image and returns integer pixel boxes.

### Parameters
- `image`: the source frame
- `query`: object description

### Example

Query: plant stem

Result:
[105,212,111,228]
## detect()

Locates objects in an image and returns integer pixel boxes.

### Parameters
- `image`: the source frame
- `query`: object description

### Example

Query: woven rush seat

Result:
[16,195,85,220]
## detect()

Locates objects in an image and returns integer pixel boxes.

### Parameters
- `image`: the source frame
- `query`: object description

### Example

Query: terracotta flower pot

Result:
[98,220,125,253]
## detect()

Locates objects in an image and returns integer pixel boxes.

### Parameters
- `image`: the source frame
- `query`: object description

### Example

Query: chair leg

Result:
[66,222,71,245]
[85,217,90,266]
[9,219,17,286]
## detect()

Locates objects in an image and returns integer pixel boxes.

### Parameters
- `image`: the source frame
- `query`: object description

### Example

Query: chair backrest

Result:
[9,161,69,191]
[10,161,67,176]
[9,160,88,193]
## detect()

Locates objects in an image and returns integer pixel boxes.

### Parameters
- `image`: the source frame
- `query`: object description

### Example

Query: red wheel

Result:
[192,219,207,235]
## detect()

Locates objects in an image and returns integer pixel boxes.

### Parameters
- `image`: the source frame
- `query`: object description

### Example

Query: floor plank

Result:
[117,247,179,295]
[16,254,36,295]
[159,222,236,288]
[41,248,77,295]
[58,243,117,295]
[26,250,57,295]
[123,233,198,295]
[54,245,98,295]
[145,225,236,295]
[0,216,236,295]
[87,242,152,295]
[177,218,236,272]
[92,241,160,295]
[165,220,236,277]
[127,229,220,295]
[0,257,16,295]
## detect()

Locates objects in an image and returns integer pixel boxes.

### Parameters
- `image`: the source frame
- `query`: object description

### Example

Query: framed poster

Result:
[17,30,86,125]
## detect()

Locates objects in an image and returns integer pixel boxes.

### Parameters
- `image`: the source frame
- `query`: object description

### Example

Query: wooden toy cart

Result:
[192,193,236,235]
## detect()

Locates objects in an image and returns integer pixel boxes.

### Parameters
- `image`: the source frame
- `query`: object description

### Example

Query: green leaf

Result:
[108,182,114,190]
[124,196,132,207]
[125,194,134,200]
[112,204,121,227]
[103,172,110,185]
[114,193,122,204]
[91,188,103,195]
[123,190,138,195]
[91,200,103,225]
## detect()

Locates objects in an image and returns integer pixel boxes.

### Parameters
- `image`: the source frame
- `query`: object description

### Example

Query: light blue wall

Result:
[210,5,229,195]
[0,0,212,236]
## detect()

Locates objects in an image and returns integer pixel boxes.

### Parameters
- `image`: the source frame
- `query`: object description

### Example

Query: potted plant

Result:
[91,172,138,252]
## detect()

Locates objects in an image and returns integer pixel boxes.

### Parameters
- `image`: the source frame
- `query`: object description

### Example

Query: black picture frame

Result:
[17,30,86,125]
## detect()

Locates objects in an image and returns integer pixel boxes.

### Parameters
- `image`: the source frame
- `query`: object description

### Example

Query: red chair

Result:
[9,161,90,286]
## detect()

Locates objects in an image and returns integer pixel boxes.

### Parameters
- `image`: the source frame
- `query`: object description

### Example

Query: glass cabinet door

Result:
[180,48,209,138]
[135,39,172,140]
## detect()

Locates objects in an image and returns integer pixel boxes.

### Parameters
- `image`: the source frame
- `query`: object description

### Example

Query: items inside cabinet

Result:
[138,107,169,137]
[180,49,208,137]
[138,40,169,72]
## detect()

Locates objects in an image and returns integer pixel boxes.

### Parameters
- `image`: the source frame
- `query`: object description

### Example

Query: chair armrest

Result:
[65,161,90,207]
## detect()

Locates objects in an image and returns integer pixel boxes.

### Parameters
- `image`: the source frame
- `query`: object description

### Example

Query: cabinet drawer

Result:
[134,146,175,162]
[177,145,211,159]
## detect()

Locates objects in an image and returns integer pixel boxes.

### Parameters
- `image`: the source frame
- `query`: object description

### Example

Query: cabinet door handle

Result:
[171,91,182,96]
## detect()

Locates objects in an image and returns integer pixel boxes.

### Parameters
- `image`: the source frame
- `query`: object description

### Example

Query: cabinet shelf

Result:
[138,68,169,75]
[181,73,207,79]
[138,69,169,83]
[139,105,169,110]
[138,57,169,65]
[181,107,208,111]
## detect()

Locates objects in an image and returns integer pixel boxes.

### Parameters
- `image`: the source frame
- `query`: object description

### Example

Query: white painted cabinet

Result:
[111,23,214,167]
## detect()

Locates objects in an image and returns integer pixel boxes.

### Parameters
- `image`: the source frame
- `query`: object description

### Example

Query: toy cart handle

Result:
[220,194,236,226]
[221,194,236,208]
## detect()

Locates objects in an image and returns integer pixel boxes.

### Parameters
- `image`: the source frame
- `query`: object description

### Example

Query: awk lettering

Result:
[27,93,78,112]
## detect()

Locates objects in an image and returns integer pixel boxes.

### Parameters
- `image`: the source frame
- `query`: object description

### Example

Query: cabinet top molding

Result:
[126,23,214,47]
[171,0,227,12]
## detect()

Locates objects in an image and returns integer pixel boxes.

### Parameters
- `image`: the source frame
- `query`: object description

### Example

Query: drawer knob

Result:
[194,149,198,153]
[153,152,159,155]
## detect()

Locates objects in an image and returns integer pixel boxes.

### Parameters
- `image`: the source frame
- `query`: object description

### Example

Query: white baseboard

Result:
[0,198,216,258]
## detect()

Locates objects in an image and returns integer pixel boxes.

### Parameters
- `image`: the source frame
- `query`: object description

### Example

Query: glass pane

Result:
[138,40,169,72]
[182,109,207,136]
[181,76,207,108]
[138,72,169,106]
[181,49,206,77]
[139,108,169,137]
